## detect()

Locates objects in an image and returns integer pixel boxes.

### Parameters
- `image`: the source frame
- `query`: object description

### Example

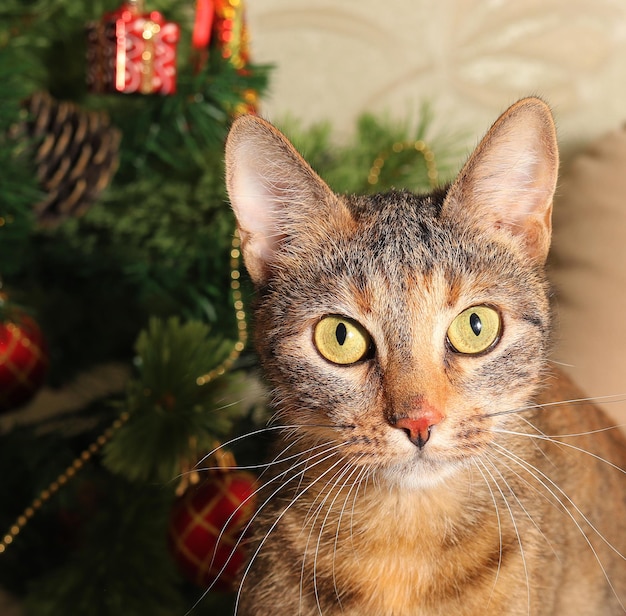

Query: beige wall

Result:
[248,0,626,152]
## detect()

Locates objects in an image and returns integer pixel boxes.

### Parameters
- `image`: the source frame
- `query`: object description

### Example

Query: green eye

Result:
[314,316,371,365]
[447,306,501,355]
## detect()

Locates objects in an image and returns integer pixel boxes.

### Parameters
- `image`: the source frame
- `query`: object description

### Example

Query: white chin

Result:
[379,458,462,490]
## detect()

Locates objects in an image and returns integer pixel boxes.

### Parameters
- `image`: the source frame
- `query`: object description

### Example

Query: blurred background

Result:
[249,0,626,154]
[1,0,625,614]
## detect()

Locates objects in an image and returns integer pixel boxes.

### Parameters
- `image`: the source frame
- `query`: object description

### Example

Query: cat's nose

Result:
[392,402,444,449]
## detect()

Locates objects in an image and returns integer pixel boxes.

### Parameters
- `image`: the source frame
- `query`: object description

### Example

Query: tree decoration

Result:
[214,0,257,115]
[0,300,48,413]
[191,0,257,114]
[86,0,180,95]
[196,230,247,386]
[18,91,121,227]
[192,0,215,51]
[0,411,130,555]
[168,456,256,591]
[213,0,251,70]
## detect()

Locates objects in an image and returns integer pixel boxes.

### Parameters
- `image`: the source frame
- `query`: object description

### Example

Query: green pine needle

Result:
[103,317,247,485]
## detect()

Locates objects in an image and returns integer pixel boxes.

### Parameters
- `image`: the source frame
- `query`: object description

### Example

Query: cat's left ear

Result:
[225,115,349,285]
[441,97,558,263]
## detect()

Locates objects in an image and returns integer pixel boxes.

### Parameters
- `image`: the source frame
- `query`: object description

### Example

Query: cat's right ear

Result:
[225,115,343,285]
[441,97,559,264]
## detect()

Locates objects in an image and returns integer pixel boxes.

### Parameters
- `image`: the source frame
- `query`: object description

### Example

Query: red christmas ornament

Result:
[168,469,257,591]
[191,0,258,115]
[212,0,251,70]
[192,0,214,50]
[86,0,180,95]
[192,0,250,69]
[0,309,48,413]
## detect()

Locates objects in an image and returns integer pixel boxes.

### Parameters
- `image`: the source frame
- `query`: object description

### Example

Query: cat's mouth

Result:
[350,406,499,484]
[334,422,473,489]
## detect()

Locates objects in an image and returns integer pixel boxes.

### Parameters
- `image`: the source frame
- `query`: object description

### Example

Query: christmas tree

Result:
[0,2,459,614]
[0,1,269,613]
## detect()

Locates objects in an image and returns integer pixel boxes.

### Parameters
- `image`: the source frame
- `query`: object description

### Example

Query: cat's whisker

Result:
[491,428,626,476]
[547,359,575,368]
[301,458,351,530]
[252,442,348,526]
[316,457,370,611]
[264,436,336,475]
[492,442,626,559]
[170,425,294,487]
[482,451,559,559]
[190,434,331,480]
[234,447,352,615]
[491,442,626,612]
[188,442,347,615]
[332,459,370,606]
[494,418,626,559]
[291,435,353,497]
[474,457,532,615]
[485,393,626,418]
[299,456,341,528]
[252,436,323,489]
[190,422,353,477]
[305,459,362,616]
[298,458,350,615]
[518,414,626,440]
[514,416,558,469]
[189,424,306,471]
[471,459,505,609]
[344,466,366,557]
[485,414,556,472]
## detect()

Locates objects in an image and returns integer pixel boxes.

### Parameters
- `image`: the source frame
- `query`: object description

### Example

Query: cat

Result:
[223,98,626,615]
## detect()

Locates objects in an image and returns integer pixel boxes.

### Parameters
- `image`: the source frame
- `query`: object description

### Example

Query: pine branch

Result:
[103,317,248,485]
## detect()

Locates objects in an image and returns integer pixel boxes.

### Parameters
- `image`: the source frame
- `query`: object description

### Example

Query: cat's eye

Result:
[314,316,372,365]
[447,306,501,355]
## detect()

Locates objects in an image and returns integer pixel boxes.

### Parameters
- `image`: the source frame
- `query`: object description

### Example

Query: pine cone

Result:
[24,92,121,227]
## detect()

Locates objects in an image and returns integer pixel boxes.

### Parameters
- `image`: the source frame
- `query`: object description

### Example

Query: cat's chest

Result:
[297,480,509,615]
[332,530,441,615]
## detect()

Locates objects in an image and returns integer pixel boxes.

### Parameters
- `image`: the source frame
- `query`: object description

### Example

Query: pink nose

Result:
[393,405,444,449]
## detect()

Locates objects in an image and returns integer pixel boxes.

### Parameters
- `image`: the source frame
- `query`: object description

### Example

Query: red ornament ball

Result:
[168,470,257,591]
[0,312,48,413]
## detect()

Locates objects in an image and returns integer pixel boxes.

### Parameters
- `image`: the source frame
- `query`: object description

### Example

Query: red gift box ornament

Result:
[87,0,180,95]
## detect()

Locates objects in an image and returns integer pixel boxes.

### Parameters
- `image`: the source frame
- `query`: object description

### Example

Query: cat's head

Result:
[225,98,559,489]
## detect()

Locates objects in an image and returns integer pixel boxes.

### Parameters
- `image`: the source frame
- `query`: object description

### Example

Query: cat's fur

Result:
[224,98,626,615]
